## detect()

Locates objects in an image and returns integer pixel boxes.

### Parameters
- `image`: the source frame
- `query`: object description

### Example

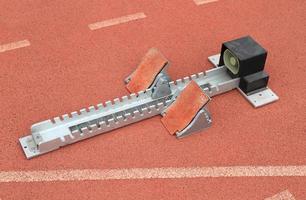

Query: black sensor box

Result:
[239,71,269,94]
[219,36,268,78]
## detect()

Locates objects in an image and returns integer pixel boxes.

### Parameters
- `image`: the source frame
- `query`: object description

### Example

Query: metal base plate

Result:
[19,135,41,159]
[208,54,221,67]
[238,87,279,108]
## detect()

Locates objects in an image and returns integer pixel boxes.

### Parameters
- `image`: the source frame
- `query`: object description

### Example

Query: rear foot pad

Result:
[126,48,168,93]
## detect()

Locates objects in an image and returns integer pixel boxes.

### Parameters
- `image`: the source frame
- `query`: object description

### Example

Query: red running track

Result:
[0,0,305,199]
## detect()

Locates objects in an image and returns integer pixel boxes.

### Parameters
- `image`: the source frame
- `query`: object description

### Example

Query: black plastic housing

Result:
[219,36,267,78]
[239,71,269,94]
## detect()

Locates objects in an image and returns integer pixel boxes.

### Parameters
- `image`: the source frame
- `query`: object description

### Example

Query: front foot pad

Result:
[161,81,210,137]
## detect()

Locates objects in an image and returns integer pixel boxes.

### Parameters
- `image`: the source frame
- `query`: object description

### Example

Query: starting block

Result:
[19,36,279,159]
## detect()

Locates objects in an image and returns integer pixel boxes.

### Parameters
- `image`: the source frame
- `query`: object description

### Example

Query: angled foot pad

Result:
[125,48,169,93]
[161,81,210,136]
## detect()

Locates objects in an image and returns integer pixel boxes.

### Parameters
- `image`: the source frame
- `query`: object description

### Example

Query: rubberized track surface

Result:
[0,0,305,199]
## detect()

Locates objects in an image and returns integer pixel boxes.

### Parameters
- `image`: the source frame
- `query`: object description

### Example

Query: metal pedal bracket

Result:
[176,108,212,138]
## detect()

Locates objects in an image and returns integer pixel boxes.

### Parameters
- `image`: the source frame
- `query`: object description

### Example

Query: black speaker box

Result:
[219,36,267,78]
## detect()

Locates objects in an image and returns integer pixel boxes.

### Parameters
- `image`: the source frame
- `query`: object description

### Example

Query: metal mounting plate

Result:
[19,135,40,158]
[238,87,279,108]
[208,54,221,67]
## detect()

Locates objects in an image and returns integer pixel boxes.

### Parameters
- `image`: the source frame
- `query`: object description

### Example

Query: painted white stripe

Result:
[194,0,218,5]
[0,40,30,53]
[265,190,296,200]
[88,12,146,30]
[0,166,305,183]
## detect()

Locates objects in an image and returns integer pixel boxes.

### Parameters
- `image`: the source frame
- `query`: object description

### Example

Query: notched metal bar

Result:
[19,58,244,159]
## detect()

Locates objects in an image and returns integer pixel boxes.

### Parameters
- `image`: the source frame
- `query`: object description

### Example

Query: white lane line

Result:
[0,40,30,53]
[265,190,296,200]
[193,0,218,5]
[0,166,306,183]
[88,12,146,30]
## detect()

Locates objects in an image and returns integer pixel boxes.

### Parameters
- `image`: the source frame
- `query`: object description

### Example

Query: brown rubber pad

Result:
[161,81,210,135]
[126,48,168,93]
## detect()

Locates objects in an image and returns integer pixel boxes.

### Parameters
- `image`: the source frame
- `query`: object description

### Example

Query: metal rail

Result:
[19,65,239,159]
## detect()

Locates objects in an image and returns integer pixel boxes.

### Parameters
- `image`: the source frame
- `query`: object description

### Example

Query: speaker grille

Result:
[223,49,240,75]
